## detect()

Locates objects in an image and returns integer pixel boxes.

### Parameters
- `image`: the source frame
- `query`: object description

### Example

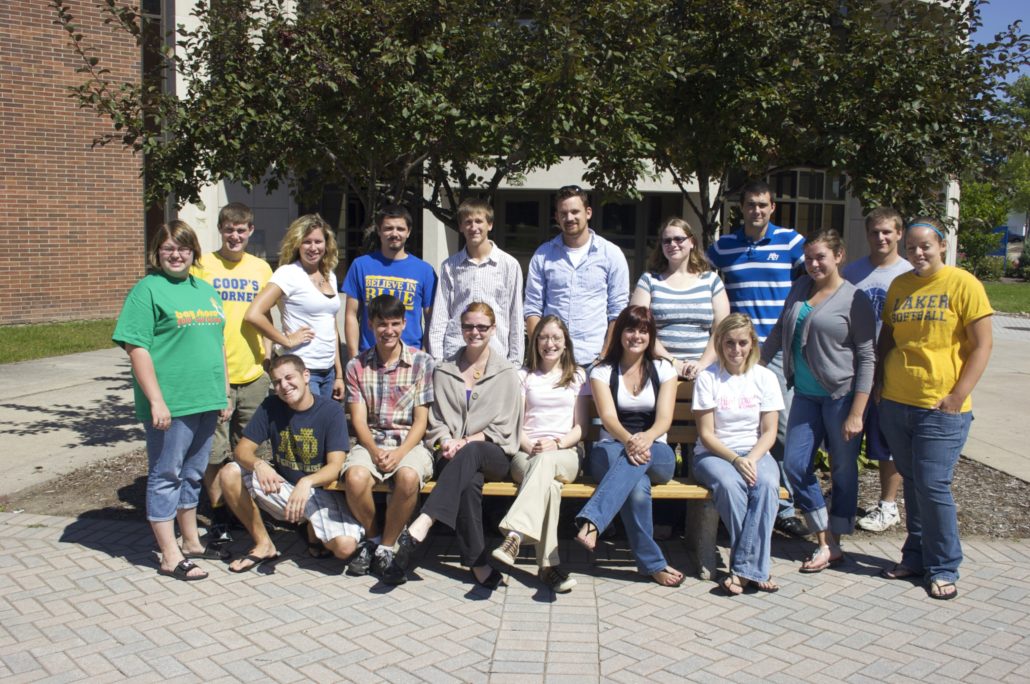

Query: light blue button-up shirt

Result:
[523,230,630,365]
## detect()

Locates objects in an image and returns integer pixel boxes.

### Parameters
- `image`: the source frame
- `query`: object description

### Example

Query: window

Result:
[769,169,847,235]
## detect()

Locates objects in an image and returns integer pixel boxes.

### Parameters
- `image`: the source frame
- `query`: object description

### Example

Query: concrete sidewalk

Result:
[963,314,1030,482]
[1,314,1028,498]
[0,347,142,497]
[0,510,1027,683]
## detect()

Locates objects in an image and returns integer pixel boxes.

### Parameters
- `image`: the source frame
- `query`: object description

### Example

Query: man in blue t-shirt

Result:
[707,180,807,538]
[218,354,364,573]
[341,205,437,357]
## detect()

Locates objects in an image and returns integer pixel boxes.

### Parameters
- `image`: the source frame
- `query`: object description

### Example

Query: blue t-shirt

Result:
[242,394,351,485]
[706,224,805,342]
[792,302,829,397]
[341,252,437,351]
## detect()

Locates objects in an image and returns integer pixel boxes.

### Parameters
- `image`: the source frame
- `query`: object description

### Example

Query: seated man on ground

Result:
[342,294,435,577]
[219,354,363,572]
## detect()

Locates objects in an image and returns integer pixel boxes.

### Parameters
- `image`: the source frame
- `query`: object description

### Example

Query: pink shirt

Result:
[519,368,588,441]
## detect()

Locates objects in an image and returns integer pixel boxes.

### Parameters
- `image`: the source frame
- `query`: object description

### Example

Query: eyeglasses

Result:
[538,335,563,344]
[159,246,194,256]
[662,236,689,247]
[460,323,493,333]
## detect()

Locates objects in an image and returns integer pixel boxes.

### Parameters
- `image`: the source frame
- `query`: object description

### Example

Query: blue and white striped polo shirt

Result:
[706,224,805,342]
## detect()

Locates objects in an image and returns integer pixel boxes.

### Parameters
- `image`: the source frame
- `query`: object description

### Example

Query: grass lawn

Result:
[983,281,1030,315]
[0,319,116,364]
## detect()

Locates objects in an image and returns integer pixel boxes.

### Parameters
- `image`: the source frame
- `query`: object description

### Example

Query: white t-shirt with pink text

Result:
[691,364,783,455]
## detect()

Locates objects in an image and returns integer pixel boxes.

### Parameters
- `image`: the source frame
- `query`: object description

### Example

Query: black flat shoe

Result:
[393,528,420,571]
[471,566,504,590]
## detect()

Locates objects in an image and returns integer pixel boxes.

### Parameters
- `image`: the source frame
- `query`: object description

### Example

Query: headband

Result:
[907,222,946,240]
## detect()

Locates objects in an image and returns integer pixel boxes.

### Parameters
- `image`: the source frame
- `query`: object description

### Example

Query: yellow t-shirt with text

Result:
[194,252,273,384]
[881,266,992,412]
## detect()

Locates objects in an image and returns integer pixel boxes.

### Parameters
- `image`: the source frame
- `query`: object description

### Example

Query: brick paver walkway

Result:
[1,511,1027,683]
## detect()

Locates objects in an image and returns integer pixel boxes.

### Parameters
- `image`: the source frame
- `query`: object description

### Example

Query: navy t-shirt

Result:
[242,394,350,485]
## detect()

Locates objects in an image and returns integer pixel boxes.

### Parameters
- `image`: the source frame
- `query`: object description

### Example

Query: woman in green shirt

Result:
[113,221,231,581]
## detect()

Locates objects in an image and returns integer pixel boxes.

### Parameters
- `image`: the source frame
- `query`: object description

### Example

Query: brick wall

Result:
[0,2,144,325]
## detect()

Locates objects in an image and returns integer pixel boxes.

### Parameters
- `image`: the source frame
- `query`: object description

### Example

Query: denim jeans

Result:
[144,411,218,522]
[307,367,336,398]
[783,392,862,535]
[878,399,972,583]
[693,449,779,582]
[765,352,797,519]
[577,440,676,575]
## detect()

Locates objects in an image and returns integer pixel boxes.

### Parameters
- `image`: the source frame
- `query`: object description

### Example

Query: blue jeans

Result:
[783,392,861,535]
[693,450,779,582]
[878,399,972,583]
[144,411,218,522]
[765,352,797,519]
[577,440,676,575]
[307,367,336,398]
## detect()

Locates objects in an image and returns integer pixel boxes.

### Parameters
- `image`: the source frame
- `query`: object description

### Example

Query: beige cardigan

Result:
[424,349,523,456]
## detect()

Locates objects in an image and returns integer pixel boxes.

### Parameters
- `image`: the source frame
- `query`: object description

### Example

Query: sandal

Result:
[652,567,685,588]
[720,574,744,596]
[574,520,599,552]
[183,546,230,561]
[880,563,920,580]
[158,559,208,582]
[799,546,845,574]
[752,578,780,593]
[927,579,959,601]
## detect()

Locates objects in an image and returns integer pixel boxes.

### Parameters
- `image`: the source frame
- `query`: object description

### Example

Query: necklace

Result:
[462,356,487,380]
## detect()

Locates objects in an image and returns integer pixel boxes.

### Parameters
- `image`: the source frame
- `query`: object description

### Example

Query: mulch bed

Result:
[2,448,1027,540]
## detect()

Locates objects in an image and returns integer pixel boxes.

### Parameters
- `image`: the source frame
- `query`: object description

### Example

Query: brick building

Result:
[1,2,144,325]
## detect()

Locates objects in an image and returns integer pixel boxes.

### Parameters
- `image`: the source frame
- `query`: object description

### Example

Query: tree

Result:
[52,0,1029,241]
[599,0,1029,244]
[628,0,838,243]
[816,0,1028,224]
[52,0,663,231]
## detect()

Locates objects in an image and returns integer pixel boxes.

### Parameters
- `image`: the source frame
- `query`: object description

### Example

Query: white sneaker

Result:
[857,504,900,532]
[539,566,577,593]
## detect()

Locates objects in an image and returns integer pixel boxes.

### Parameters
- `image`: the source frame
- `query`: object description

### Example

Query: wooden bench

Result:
[329,379,743,579]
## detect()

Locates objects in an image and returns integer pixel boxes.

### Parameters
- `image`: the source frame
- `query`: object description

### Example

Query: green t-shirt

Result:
[113,272,228,423]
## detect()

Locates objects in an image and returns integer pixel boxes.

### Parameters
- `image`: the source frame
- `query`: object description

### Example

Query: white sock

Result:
[376,544,391,557]
[880,500,898,513]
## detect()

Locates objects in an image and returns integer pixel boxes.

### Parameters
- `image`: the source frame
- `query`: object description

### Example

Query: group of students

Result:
[113,183,992,602]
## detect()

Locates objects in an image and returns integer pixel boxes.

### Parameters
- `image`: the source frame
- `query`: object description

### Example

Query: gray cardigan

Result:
[424,349,523,455]
[760,276,876,398]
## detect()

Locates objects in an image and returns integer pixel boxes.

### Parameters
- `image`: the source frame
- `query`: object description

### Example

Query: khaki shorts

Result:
[210,375,270,465]
[234,463,363,544]
[341,443,434,488]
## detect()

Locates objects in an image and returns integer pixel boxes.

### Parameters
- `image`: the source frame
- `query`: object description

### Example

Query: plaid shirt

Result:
[344,345,434,447]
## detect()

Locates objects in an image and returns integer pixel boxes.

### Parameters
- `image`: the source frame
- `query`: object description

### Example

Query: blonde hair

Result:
[646,217,709,275]
[279,214,338,280]
[713,313,760,372]
[148,220,201,271]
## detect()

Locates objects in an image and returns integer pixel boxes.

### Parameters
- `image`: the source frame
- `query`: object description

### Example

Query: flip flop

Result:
[158,559,208,581]
[720,574,744,596]
[574,520,599,552]
[652,567,685,588]
[229,553,281,574]
[751,578,780,593]
[927,579,959,601]
[799,547,845,573]
[880,564,920,580]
